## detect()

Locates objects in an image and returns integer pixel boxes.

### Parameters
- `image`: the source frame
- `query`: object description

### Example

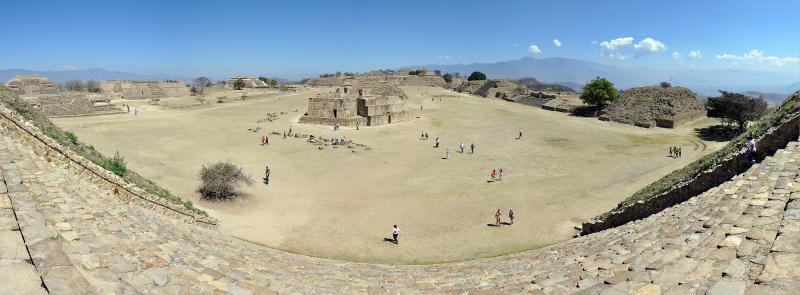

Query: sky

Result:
[0,0,798,79]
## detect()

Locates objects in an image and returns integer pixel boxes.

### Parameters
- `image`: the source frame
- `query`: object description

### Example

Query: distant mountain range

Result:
[424,57,800,96]
[0,68,189,84]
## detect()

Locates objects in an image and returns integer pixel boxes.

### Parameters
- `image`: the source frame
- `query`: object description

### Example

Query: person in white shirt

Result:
[746,135,757,164]
[392,225,400,244]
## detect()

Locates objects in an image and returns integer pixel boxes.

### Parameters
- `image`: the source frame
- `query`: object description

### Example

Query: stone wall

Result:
[582,113,800,235]
[5,75,58,95]
[0,102,215,226]
[101,80,190,99]
[23,93,125,117]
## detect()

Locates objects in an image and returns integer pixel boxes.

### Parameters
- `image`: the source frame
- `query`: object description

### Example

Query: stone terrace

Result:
[1,119,799,293]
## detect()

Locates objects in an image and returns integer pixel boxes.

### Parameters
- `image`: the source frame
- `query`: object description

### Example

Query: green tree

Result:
[232,78,246,90]
[467,71,486,81]
[443,73,454,83]
[105,151,127,176]
[580,77,618,116]
[707,91,769,131]
[197,161,253,201]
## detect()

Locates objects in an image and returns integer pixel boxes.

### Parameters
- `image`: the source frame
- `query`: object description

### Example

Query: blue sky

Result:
[0,0,798,78]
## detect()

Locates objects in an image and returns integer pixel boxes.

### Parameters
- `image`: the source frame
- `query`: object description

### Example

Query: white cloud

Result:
[688,50,703,58]
[672,52,681,60]
[632,37,666,57]
[715,49,800,67]
[599,37,633,52]
[553,39,562,47]
[527,44,541,54]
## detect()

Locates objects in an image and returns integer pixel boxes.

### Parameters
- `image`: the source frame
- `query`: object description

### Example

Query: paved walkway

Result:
[1,128,799,294]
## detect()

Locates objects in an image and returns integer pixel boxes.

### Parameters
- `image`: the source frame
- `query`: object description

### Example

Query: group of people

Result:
[668,146,682,158]
[490,168,503,182]
[260,135,270,145]
[494,209,514,226]
[122,104,138,116]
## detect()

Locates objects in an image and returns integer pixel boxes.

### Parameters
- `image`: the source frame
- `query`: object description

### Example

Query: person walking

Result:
[508,208,514,225]
[444,148,450,159]
[495,209,502,226]
[459,142,465,153]
[678,147,682,157]
[470,143,475,154]
[261,135,265,145]
[392,225,401,244]
[265,135,269,145]
[435,137,440,148]
[491,169,497,181]
[746,135,757,164]
[668,146,673,158]
[498,168,503,181]
[264,166,271,185]
[518,129,522,139]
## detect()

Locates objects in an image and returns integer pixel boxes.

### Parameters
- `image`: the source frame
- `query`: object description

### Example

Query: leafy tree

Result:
[443,73,454,83]
[86,80,101,93]
[63,80,85,92]
[467,71,487,81]
[197,161,253,201]
[232,78,246,90]
[192,77,211,95]
[660,81,672,88]
[706,91,768,131]
[434,70,442,76]
[579,77,618,116]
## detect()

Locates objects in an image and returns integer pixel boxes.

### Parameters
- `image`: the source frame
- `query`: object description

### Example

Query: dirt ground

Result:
[53,86,726,264]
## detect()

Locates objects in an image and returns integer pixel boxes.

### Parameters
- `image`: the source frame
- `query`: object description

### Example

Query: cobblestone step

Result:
[1,126,799,294]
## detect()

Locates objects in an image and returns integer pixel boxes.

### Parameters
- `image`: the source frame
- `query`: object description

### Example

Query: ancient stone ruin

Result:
[299,84,411,126]
[101,79,190,99]
[602,86,707,128]
[305,71,446,88]
[4,75,58,95]
[22,93,124,117]
[224,76,269,89]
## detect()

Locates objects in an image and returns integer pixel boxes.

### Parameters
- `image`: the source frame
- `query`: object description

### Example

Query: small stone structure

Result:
[4,75,58,95]
[299,84,411,126]
[305,71,445,88]
[101,79,190,99]
[601,86,706,128]
[22,93,124,117]
[225,76,269,89]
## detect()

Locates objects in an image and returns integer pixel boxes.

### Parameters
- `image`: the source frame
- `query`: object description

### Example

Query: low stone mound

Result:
[602,86,706,128]
[23,93,124,117]
[473,79,528,99]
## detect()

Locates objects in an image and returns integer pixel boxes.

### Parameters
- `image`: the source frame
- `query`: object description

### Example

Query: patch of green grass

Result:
[0,91,208,217]
[597,91,800,220]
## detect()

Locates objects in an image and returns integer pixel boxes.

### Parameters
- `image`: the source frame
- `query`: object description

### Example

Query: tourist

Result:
[265,135,269,145]
[459,143,465,153]
[264,166,270,185]
[491,169,497,181]
[470,143,475,154]
[435,137,440,148]
[668,146,673,158]
[495,209,502,226]
[508,208,514,225]
[747,135,757,164]
[289,125,293,135]
[127,105,130,113]
[421,131,425,139]
[444,148,450,159]
[498,168,503,181]
[283,131,286,139]
[518,129,522,139]
[261,135,265,145]
[678,147,682,157]
[425,133,428,140]
[392,225,401,244]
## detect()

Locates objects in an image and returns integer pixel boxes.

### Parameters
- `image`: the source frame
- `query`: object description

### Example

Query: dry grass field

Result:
[53,86,726,264]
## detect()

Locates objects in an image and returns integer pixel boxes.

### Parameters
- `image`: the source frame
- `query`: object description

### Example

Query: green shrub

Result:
[65,131,78,145]
[105,151,127,176]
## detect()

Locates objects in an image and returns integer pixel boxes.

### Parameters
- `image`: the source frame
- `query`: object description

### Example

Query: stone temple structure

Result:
[21,93,124,117]
[299,84,411,126]
[100,80,190,99]
[4,75,58,95]
[225,76,269,89]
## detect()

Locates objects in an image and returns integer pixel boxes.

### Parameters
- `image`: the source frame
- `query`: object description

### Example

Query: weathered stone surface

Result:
[757,253,800,282]
[0,263,47,295]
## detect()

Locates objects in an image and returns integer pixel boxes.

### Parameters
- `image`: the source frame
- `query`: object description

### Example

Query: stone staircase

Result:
[1,125,799,294]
